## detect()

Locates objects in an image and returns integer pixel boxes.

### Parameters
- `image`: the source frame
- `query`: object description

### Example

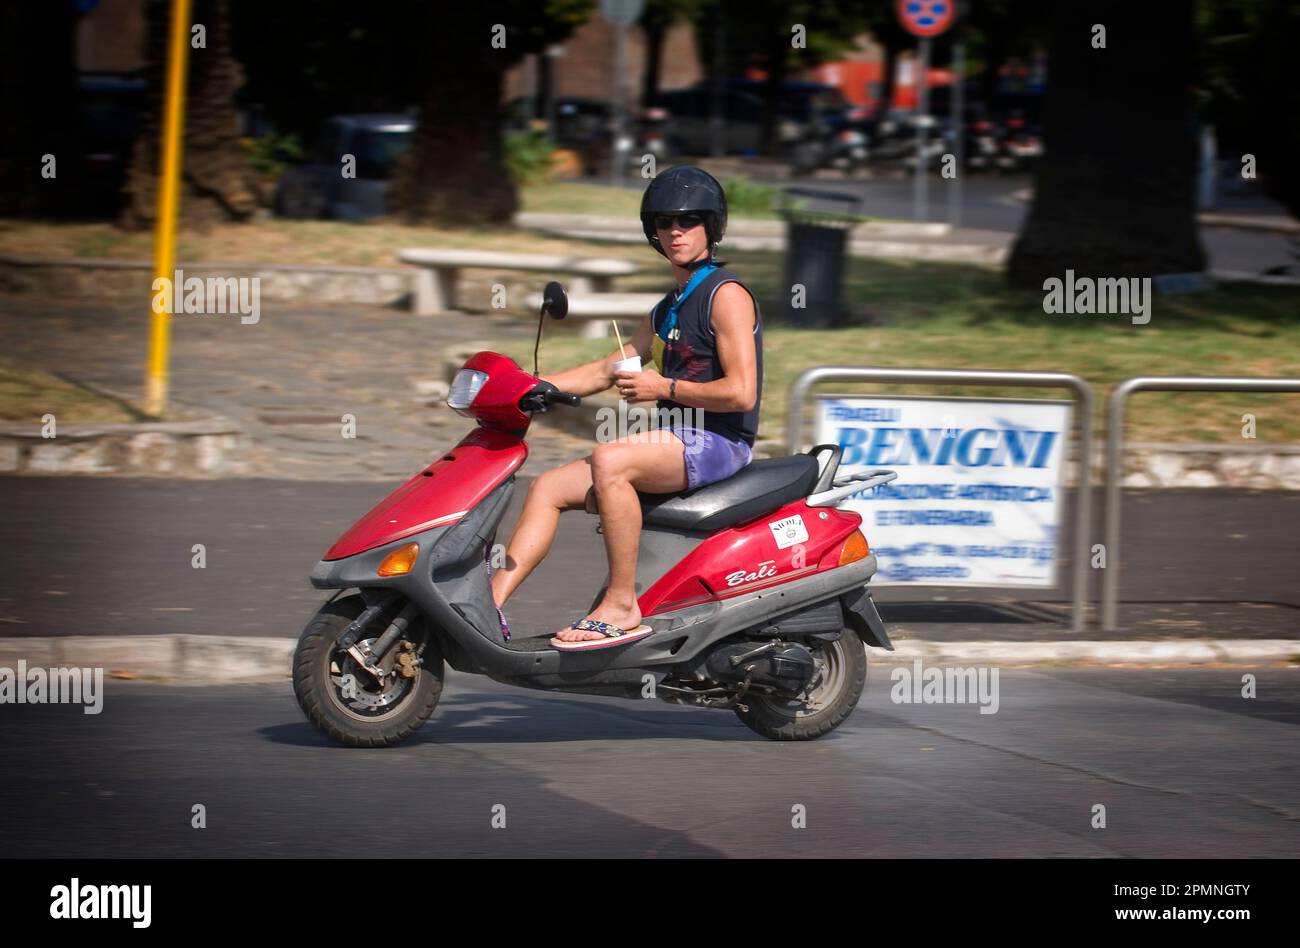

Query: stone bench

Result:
[522,291,662,339]
[397,248,639,315]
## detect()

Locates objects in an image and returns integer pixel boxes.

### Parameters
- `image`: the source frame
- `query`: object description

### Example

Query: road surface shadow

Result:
[259,690,767,747]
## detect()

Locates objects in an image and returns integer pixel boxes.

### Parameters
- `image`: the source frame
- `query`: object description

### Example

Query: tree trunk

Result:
[1007,1,1205,287]
[121,0,258,231]
[0,3,82,218]
[1241,1,1300,220]
[391,46,516,226]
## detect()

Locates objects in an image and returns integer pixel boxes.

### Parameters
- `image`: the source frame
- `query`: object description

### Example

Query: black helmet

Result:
[640,165,728,258]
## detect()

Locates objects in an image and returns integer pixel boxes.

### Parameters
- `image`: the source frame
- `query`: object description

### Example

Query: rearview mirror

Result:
[541,281,568,320]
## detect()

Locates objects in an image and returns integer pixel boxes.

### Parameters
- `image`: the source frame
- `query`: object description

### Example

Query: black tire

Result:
[292,595,444,748]
[734,627,867,741]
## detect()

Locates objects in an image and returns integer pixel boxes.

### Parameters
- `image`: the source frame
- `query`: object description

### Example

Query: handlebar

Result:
[518,381,581,413]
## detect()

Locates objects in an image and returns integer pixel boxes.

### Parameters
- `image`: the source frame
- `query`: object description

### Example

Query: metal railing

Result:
[786,367,1095,633]
[1102,376,1300,631]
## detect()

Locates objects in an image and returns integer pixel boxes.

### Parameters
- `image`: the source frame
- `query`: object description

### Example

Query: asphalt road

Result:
[0,477,1296,641]
[0,668,1295,858]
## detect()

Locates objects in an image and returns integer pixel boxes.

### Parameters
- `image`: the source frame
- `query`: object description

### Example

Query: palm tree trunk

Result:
[1007,0,1205,287]
[121,0,257,231]
[0,2,82,218]
[391,37,517,225]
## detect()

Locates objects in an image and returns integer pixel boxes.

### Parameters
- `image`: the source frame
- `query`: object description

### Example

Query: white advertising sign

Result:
[814,396,1072,587]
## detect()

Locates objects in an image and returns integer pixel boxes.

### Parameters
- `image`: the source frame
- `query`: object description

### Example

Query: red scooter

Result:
[292,283,897,747]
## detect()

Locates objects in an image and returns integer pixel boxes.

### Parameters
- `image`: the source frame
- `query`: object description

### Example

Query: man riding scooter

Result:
[295,164,896,746]
[488,165,765,651]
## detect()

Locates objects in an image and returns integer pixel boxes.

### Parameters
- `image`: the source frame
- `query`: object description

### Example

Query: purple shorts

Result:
[662,425,753,491]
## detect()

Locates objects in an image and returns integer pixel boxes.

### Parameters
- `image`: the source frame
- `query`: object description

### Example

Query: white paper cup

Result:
[613,355,642,374]
[613,355,641,401]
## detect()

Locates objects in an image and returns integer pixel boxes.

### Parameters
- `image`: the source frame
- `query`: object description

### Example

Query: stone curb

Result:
[0,635,295,683]
[0,252,416,308]
[1208,268,1300,287]
[885,638,1300,666]
[0,635,1294,684]
[0,418,247,476]
[1197,212,1300,235]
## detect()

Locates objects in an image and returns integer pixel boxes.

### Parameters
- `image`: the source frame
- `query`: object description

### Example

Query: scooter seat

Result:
[584,454,821,532]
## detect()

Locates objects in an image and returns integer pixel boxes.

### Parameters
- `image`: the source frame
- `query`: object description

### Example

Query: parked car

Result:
[712,78,849,135]
[653,79,847,156]
[273,114,414,220]
[647,87,771,156]
[504,97,671,174]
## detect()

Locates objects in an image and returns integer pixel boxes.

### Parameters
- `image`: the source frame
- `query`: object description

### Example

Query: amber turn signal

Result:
[377,542,419,576]
[838,530,870,566]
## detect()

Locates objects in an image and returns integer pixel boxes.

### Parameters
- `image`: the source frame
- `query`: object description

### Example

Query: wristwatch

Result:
[668,378,677,401]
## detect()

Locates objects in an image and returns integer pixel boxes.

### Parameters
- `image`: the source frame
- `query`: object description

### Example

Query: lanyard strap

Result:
[657,264,717,343]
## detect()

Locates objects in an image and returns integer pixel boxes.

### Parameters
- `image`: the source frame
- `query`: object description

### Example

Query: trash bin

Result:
[778,187,863,327]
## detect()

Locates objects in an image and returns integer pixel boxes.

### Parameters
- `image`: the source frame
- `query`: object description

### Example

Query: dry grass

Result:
[0,359,140,424]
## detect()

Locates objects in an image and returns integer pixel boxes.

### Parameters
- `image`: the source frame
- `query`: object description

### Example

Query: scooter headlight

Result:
[447,369,488,414]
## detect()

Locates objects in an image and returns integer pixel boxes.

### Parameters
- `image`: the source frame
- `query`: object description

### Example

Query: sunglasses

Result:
[653,213,704,231]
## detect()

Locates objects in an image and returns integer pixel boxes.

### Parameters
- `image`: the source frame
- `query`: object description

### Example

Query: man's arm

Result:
[539,314,655,397]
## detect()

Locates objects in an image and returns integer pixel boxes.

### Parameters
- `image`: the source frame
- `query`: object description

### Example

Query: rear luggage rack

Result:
[807,469,898,507]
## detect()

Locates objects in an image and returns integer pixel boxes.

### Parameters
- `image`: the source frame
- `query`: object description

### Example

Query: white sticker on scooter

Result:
[768,514,808,550]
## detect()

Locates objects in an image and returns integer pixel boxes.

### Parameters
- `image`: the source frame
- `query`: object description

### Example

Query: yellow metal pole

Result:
[144,0,192,418]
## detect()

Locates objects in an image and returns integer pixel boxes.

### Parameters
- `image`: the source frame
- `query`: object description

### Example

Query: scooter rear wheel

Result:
[292,595,444,748]
[733,627,866,741]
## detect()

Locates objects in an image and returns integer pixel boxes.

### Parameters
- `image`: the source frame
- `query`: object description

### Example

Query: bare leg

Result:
[554,429,687,641]
[490,457,592,608]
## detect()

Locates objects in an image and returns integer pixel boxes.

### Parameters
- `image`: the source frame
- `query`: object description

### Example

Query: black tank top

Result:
[650,265,762,446]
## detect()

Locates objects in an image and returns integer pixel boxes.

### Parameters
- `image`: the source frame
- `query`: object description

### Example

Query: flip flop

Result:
[550,618,654,651]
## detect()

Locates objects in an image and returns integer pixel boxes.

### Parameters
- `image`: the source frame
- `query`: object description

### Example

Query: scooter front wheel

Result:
[292,595,444,748]
[734,627,866,741]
